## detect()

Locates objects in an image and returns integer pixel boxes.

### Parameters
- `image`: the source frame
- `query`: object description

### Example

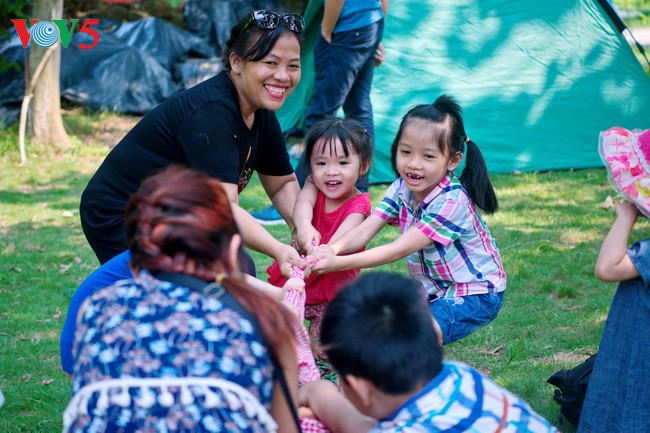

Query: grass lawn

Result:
[1,110,649,432]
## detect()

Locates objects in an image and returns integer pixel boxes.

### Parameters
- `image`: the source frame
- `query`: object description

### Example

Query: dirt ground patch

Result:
[76,113,141,149]
[545,350,594,366]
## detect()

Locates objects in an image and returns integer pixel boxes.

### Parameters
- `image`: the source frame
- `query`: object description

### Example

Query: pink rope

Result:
[285,254,320,385]
[283,247,331,433]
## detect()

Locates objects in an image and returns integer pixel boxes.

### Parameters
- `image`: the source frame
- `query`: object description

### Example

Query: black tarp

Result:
[184,0,282,51]
[0,34,27,128]
[60,29,182,114]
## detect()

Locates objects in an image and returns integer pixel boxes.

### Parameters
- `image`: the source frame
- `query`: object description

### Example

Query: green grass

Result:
[1,113,649,432]
[615,0,650,26]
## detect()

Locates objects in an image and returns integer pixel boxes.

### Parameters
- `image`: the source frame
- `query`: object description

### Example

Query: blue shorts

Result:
[429,291,504,344]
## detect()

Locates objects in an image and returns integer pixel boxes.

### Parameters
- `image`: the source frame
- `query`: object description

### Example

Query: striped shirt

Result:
[373,174,506,298]
[370,362,558,433]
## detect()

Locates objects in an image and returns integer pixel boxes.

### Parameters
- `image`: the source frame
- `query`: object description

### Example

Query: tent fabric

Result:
[275,0,650,183]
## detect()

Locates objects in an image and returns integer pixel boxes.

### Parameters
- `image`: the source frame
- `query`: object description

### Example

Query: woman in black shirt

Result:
[80,11,307,278]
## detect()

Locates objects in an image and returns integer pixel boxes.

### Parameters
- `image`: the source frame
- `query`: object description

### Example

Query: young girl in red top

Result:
[267,117,373,363]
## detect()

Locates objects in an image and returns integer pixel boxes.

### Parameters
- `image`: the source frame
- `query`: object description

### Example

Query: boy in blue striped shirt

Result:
[298,272,557,433]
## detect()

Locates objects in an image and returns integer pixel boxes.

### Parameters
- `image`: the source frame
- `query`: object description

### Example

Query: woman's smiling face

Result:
[232,32,301,117]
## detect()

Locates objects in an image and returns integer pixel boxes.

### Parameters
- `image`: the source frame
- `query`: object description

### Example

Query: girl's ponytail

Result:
[459,139,499,214]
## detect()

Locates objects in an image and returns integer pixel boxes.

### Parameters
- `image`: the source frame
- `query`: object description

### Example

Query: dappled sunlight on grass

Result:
[559,228,601,246]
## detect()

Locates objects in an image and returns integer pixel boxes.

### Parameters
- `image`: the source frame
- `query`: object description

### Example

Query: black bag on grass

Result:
[546,353,597,427]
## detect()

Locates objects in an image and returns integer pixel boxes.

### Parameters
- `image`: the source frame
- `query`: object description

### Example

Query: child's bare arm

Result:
[293,177,321,253]
[328,211,368,246]
[299,380,375,433]
[595,200,641,282]
[314,225,430,274]
[244,275,305,301]
[328,214,387,255]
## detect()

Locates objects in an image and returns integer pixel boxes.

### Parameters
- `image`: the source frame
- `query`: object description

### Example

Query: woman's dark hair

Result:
[321,272,443,394]
[125,165,296,372]
[221,10,304,70]
[302,116,373,177]
[389,95,498,213]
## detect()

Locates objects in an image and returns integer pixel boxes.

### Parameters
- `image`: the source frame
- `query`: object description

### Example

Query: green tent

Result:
[276,0,650,184]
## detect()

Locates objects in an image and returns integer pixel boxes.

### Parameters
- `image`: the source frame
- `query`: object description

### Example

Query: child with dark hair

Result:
[299,272,558,433]
[311,95,506,344]
[267,116,373,364]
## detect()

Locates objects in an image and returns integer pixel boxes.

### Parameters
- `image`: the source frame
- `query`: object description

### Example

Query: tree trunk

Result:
[28,0,70,146]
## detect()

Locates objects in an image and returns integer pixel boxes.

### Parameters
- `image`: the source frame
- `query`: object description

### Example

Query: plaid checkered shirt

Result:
[373,174,506,299]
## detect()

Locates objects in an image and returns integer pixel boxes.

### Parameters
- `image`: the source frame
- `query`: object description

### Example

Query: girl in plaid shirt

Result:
[311,95,506,344]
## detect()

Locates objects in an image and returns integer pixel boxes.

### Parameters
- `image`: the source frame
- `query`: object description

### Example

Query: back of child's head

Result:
[390,94,498,213]
[302,116,373,176]
[321,272,443,395]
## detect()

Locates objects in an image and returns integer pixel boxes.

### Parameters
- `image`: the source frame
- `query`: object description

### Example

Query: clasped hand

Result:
[306,245,340,274]
[276,243,312,279]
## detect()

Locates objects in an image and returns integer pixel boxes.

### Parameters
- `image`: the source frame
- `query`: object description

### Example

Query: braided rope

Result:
[283,243,331,433]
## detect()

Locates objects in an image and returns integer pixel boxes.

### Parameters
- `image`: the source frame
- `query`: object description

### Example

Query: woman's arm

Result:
[293,178,321,253]
[594,200,641,282]
[313,225,431,274]
[258,172,301,230]
[221,182,307,278]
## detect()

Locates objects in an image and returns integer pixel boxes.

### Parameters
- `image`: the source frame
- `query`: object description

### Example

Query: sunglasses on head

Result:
[240,10,305,37]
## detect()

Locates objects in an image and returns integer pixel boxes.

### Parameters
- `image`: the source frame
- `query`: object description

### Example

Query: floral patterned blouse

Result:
[66,271,276,433]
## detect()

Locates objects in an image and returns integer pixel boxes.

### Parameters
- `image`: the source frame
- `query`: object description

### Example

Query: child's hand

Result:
[295,224,321,254]
[312,244,335,256]
[299,380,339,409]
[615,200,641,223]
[283,277,306,294]
[309,247,340,274]
[300,379,378,432]
[297,406,315,419]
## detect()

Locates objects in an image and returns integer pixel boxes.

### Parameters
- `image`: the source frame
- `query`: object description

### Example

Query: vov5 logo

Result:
[11,19,100,50]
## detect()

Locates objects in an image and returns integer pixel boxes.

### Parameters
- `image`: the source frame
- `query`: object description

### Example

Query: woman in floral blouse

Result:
[64,166,299,433]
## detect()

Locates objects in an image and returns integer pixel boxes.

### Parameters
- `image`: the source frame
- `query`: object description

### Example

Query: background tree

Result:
[27,0,70,147]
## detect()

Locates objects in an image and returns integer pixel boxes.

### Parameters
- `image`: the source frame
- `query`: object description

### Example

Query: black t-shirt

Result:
[82,70,293,216]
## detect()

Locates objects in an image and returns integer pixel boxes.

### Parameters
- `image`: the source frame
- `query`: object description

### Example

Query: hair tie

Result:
[216,273,226,284]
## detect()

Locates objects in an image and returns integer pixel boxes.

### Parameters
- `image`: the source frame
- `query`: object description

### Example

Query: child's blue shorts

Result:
[429,291,504,344]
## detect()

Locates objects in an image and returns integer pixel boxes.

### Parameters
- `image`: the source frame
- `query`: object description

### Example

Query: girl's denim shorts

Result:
[429,291,504,344]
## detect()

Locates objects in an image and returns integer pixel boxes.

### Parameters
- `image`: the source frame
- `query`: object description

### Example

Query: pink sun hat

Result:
[599,127,650,217]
